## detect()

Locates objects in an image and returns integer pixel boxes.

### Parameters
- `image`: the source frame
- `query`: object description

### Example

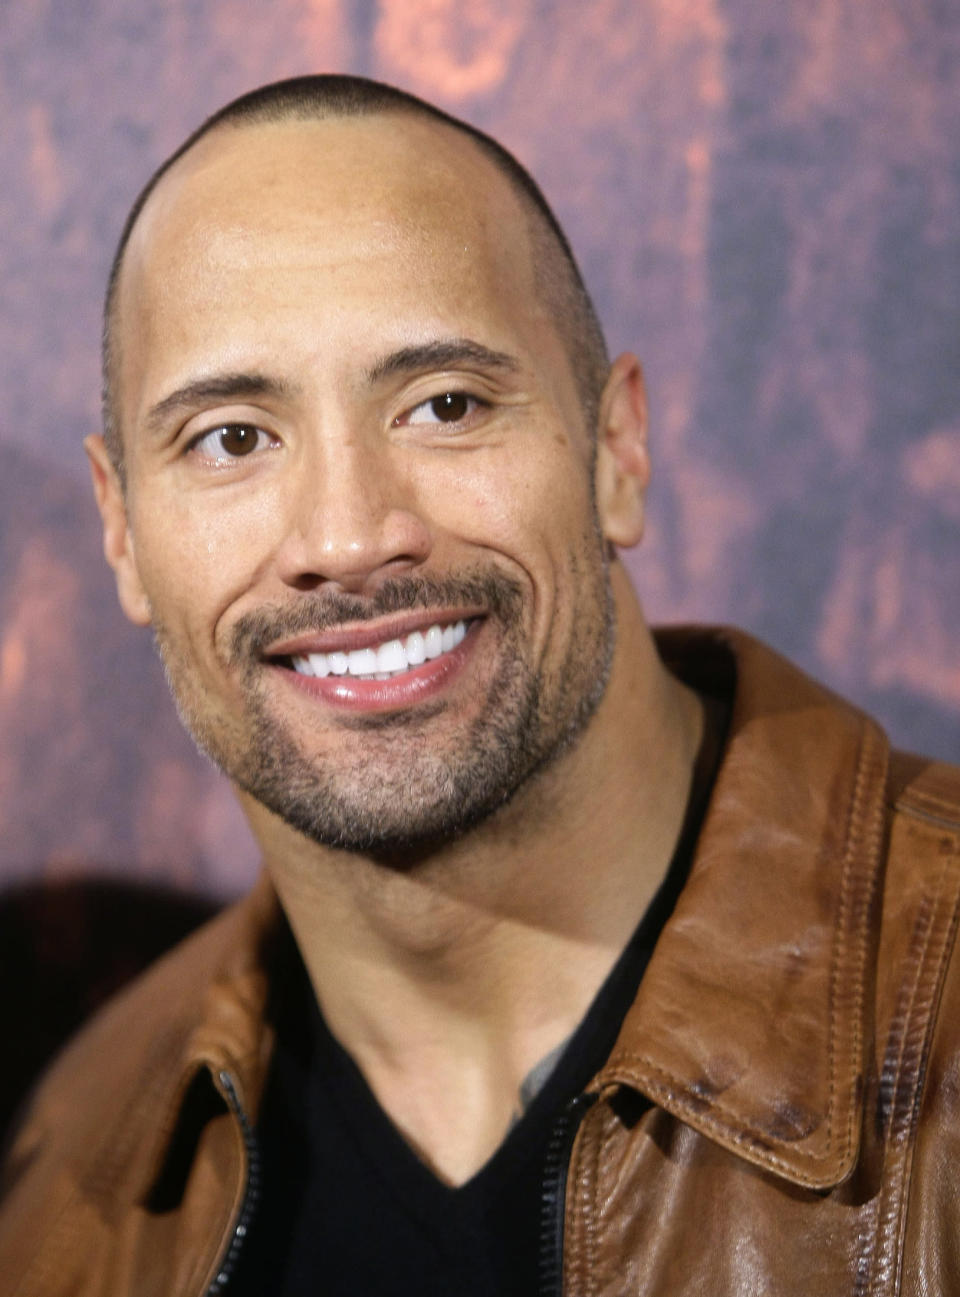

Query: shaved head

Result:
[101,74,609,480]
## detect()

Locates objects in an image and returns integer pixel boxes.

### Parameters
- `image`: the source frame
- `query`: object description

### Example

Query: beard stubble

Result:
[153,555,614,862]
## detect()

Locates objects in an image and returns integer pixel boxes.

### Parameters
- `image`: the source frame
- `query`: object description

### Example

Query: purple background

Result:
[2,0,958,898]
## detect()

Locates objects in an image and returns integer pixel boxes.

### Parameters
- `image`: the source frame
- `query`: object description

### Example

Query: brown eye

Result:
[430,393,470,421]
[403,392,481,427]
[218,425,259,456]
[191,423,275,462]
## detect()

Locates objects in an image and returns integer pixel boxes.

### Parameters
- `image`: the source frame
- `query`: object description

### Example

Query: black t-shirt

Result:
[231,698,725,1296]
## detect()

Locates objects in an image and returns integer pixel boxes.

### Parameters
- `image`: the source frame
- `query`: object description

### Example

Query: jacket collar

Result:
[596,627,889,1190]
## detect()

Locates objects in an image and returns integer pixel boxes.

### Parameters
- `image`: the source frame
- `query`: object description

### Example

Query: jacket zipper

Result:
[205,1069,261,1296]
[538,1092,598,1297]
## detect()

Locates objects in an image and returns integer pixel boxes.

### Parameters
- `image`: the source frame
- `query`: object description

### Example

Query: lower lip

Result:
[272,625,479,713]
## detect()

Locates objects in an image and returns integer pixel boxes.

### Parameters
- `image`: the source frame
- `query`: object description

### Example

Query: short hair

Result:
[101,74,610,477]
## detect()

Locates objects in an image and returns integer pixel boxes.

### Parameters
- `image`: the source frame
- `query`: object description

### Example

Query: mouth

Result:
[284,618,471,682]
[253,593,495,714]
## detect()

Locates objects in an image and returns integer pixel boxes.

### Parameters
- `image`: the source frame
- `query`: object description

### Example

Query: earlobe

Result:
[84,434,152,627]
[594,353,650,550]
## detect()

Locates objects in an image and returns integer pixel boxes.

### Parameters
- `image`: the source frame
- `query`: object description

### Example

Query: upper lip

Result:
[263,608,483,658]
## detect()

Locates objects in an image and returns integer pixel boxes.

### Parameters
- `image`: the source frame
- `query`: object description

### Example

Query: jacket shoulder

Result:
[1,877,279,1214]
[23,877,276,1104]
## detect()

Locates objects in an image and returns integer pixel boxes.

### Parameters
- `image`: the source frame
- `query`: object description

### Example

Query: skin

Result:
[87,113,703,1184]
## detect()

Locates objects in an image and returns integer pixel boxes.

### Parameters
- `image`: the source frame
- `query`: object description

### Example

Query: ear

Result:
[594,353,650,549]
[84,434,152,627]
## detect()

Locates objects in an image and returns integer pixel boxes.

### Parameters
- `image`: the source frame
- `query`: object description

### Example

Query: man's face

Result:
[97,115,636,857]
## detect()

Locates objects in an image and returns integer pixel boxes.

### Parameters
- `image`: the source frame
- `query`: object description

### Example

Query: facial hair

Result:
[153,557,614,863]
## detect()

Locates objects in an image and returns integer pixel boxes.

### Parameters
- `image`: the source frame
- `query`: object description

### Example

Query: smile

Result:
[290,619,470,681]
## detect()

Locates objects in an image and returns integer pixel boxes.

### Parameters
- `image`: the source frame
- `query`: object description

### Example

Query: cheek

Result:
[423,449,597,567]
[417,448,601,657]
[129,488,284,637]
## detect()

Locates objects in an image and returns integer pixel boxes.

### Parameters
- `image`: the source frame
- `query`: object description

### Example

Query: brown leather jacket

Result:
[2,628,959,1296]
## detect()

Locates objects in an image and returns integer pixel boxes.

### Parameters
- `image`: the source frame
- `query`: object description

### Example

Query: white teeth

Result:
[405,630,426,666]
[290,620,468,679]
[309,652,330,677]
[347,647,378,675]
[376,639,407,673]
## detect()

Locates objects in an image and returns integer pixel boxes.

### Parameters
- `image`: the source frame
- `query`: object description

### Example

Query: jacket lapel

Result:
[597,629,889,1190]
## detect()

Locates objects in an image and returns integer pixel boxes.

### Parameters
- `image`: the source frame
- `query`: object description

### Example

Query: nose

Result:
[273,436,433,594]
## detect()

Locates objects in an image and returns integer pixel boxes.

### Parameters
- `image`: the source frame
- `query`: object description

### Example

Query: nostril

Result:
[287,572,326,593]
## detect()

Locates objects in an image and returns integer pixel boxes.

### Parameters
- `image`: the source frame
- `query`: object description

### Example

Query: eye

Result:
[189,424,277,462]
[400,392,483,426]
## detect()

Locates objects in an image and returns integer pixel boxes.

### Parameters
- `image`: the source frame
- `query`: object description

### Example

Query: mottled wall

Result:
[2,0,958,897]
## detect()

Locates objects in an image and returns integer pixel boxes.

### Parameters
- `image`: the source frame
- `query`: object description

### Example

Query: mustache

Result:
[229,569,525,662]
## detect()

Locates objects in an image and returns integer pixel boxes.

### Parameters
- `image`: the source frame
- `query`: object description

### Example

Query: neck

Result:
[242,567,703,1182]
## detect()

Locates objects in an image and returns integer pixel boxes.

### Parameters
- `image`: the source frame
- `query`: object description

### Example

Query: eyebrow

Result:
[366,338,522,385]
[143,373,297,436]
[142,340,521,436]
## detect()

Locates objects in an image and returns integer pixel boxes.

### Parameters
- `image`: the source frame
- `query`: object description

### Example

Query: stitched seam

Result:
[825,719,873,1171]
[598,1058,832,1183]
[835,722,888,1171]
[581,1111,604,1297]
[869,891,936,1296]
[602,722,884,1183]
[868,843,960,1297]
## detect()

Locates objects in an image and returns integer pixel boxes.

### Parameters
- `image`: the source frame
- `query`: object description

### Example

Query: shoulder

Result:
[25,874,277,1102]
[1,875,279,1210]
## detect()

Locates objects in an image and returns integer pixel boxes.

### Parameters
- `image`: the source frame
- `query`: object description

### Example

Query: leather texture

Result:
[2,627,958,1297]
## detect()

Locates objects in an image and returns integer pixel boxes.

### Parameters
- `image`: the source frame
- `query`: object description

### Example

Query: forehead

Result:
[115,115,545,380]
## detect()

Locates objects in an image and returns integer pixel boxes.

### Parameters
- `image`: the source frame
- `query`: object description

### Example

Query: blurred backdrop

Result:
[2,0,959,901]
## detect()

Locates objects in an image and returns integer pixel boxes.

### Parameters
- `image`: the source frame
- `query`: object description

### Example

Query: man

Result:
[1,74,958,1296]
